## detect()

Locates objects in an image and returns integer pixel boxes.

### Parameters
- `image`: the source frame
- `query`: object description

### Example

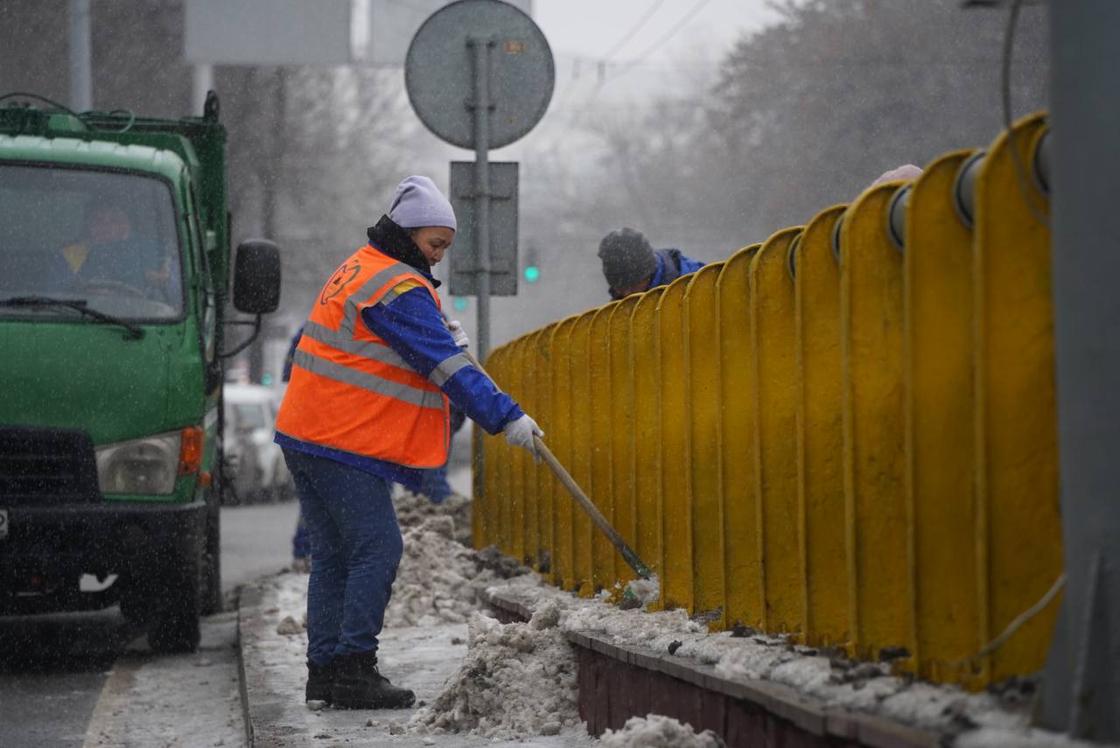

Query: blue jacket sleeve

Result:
[360,288,523,435]
[678,253,705,275]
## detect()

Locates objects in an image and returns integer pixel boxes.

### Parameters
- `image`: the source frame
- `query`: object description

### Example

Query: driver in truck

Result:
[61,200,178,300]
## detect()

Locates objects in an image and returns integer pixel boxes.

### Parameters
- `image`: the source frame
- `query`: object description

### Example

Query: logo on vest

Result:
[321,261,361,304]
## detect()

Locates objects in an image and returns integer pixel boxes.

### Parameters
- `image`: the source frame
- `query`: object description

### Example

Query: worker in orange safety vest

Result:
[274,175,541,710]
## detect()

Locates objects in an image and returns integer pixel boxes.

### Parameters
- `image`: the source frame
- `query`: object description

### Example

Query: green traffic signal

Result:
[524,265,540,283]
[453,296,469,312]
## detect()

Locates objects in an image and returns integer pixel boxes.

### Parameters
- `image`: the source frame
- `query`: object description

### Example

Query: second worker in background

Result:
[597,226,705,300]
[274,175,543,710]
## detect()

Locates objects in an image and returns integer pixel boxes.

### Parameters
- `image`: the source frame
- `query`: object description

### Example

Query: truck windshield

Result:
[0,164,183,320]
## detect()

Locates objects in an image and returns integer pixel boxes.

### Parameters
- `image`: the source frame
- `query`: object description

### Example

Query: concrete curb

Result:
[234,586,259,747]
[237,580,312,748]
[483,587,943,748]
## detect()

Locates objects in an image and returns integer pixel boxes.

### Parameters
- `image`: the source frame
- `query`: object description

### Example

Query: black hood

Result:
[366,215,442,288]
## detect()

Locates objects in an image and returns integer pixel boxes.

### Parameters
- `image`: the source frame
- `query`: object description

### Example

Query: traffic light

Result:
[523,244,540,284]
[453,296,469,312]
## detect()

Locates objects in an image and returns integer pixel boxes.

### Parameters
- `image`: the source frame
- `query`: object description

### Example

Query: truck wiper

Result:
[0,295,145,340]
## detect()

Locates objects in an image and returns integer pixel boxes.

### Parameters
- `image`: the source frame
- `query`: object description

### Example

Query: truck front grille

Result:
[0,427,100,505]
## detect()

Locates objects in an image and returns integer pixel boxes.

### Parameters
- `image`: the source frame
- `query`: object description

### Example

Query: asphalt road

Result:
[0,499,300,747]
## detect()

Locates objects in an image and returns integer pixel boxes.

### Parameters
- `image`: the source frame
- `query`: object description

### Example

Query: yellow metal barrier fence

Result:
[472,114,1062,689]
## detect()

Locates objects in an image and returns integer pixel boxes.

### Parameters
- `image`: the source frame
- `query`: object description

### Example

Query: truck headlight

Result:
[95,431,181,495]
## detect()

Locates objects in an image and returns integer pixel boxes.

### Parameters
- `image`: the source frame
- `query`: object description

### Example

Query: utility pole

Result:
[1038,0,1120,741]
[250,67,287,385]
[68,0,92,111]
[192,63,213,117]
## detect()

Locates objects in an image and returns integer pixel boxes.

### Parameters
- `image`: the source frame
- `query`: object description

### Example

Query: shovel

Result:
[461,349,653,581]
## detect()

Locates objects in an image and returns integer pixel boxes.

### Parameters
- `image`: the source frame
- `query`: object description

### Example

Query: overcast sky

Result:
[531,0,779,104]
[535,0,776,62]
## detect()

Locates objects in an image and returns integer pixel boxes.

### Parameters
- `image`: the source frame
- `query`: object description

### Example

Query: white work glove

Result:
[503,414,543,459]
[447,319,469,349]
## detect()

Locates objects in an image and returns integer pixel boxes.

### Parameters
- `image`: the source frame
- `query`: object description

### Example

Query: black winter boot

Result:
[306,660,335,704]
[331,650,415,709]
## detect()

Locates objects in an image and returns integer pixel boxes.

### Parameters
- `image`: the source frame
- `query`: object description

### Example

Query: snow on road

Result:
[81,612,244,748]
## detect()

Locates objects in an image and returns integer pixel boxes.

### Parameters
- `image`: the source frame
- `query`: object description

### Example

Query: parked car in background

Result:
[223,383,292,504]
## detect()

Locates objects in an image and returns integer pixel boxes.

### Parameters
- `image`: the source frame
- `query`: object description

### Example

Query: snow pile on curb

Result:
[385,516,481,627]
[394,490,472,545]
[486,581,1086,744]
[599,715,724,748]
[385,515,532,628]
[407,602,581,740]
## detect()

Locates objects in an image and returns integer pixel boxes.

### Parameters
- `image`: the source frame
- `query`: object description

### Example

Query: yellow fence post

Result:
[536,323,558,578]
[569,313,596,596]
[609,296,641,584]
[684,263,726,625]
[750,227,804,635]
[521,330,543,567]
[507,337,527,562]
[632,287,666,599]
[476,348,501,551]
[974,114,1062,682]
[487,346,512,557]
[472,416,486,549]
[903,149,986,686]
[716,244,763,629]
[840,183,914,664]
[657,277,694,611]
[550,317,578,590]
[794,205,849,648]
[590,303,619,590]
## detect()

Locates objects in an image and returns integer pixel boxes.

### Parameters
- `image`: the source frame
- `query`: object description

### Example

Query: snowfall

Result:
[242,489,1100,747]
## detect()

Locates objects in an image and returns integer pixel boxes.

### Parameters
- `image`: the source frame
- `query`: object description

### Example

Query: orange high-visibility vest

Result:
[275,245,449,468]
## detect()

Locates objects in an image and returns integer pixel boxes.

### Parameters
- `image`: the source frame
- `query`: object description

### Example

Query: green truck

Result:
[0,93,280,652]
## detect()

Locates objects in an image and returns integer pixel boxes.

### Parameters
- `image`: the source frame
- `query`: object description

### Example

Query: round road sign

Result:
[405,0,555,149]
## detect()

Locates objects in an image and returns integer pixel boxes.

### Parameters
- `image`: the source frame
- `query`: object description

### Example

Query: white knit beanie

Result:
[388,175,457,231]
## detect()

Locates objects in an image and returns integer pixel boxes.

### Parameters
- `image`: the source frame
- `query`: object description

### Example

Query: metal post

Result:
[251,68,286,385]
[68,0,92,112]
[468,36,495,501]
[470,37,494,364]
[1038,0,1120,741]
[193,64,214,117]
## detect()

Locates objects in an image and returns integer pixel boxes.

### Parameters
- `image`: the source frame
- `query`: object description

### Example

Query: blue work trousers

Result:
[283,448,403,666]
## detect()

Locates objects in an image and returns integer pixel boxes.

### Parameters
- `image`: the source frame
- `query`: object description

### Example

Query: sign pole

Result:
[404,0,554,525]
[469,35,494,505]
[470,36,494,365]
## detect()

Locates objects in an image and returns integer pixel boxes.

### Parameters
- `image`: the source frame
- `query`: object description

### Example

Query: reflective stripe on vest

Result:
[275,246,450,468]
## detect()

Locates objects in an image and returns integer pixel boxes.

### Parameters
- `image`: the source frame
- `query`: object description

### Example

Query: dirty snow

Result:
[407,603,581,739]
[599,715,724,748]
[384,510,532,628]
[393,489,473,546]
[251,490,591,745]
[246,571,591,747]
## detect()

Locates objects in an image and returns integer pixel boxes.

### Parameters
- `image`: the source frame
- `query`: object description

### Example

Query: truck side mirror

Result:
[232,239,281,314]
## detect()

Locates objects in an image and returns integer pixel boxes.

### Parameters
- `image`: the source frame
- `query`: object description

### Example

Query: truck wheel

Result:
[201,491,223,615]
[149,554,201,654]
[120,580,153,624]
